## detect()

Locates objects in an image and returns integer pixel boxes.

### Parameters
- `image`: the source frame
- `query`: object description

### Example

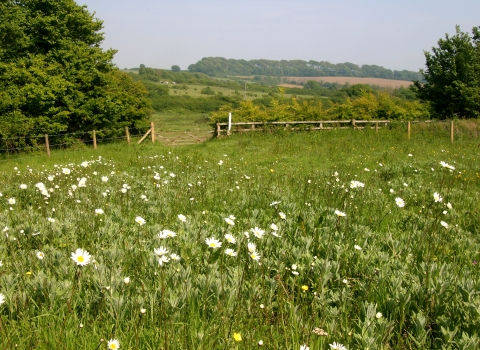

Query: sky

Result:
[78,0,480,73]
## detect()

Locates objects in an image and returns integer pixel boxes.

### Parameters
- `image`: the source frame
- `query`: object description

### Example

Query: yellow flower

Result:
[26,271,32,276]
[233,332,242,342]
[301,285,308,291]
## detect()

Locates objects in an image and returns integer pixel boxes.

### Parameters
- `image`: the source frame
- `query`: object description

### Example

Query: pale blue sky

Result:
[78,0,479,72]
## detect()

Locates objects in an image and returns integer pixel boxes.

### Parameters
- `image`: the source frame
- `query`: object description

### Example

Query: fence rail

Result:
[216,119,390,136]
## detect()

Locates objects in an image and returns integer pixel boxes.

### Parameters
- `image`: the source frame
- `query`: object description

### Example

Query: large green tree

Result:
[0,0,151,146]
[412,26,480,119]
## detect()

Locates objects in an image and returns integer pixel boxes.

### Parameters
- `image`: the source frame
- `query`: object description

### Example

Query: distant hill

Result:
[188,57,423,82]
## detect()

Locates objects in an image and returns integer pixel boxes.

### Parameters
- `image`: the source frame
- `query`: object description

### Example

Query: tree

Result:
[412,26,480,119]
[171,65,181,72]
[0,0,151,146]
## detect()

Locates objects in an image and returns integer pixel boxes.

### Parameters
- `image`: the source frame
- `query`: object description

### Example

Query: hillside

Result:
[187,57,423,81]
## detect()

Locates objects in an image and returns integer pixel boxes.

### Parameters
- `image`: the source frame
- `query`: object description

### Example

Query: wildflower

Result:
[178,214,186,222]
[224,217,235,226]
[170,253,181,261]
[218,160,223,165]
[270,201,281,206]
[158,255,170,266]
[247,242,256,253]
[154,247,169,256]
[8,198,16,205]
[395,197,405,208]
[301,285,308,291]
[440,221,448,228]
[250,251,260,261]
[101,176,109,182]
[71,248,91,266]
[205,237,222,248]
[225,249,237,257]
[260,304,265,309]
[124,277,130,284]
[350,180,365,188]
[376,312,383,319]
[0,293,5,305]
[279,212,286,219]
[140,308,146,314]
[78,177,87,187]
[258,340,264,346]
[36,251,45,260]
[312,328,328,336]
[446,202,452,209]
[107,339,120,349]
[300,345,310,350]
[224,234,236,244]
[20,184,27,189]
[158,229,177,239]
[329,342,347,350]
[95,209,104,215]
[354,245,362,251]
[251,227,265,239]
[47,218,55,223]
[440,161,455,170]
[270,223,279,231]
[233,333,242,342]
[62,168,71,175]
[334,210,346,217]
[135,216,146,226]
[433,192,443,203]
[342,279,348,284]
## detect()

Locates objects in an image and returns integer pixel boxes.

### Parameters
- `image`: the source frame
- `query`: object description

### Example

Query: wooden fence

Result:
[20,119,468,157]
[216,119,390,137]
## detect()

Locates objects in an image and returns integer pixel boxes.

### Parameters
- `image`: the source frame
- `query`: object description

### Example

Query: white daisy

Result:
[205,237,222,248]
[71,248,91,266]
[225,249,237,257]
[107,339,120,349]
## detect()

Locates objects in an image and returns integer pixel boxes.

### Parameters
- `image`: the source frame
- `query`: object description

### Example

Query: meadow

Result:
[0,127,479,349]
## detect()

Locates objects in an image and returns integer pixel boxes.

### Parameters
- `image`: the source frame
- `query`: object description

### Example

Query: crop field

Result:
[284,77,413,89]
[0,128,479,349]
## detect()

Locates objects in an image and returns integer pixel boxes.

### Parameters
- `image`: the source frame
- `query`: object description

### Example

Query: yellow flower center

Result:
[209,243,216,247]
[77,256,85,262]
[109,345,117,349]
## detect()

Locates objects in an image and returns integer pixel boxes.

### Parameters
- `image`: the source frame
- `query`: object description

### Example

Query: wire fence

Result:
[0,119,478,161]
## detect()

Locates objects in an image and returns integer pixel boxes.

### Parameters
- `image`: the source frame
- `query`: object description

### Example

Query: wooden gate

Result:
[155,130,214,146]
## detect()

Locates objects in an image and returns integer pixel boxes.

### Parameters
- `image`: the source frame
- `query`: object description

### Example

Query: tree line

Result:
[188,57,424,82]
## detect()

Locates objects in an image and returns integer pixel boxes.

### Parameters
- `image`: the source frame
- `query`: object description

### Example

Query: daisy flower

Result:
[107,339,120,349]
[158,229,177,239]
[135,216,146,226]
[334,210,346,217]
[433,192,443,203]
[95,209,104,215]
[178,214,186,222]
[279,212,286,219]
[329,342,347,350]
[251,227,265,239]
[224,217,235,226]
[158,255,170,266]
[354,245,362,251]
[36,251,45,260]
[205,237,222,248]
[440,221,448,228]
[154,246,169,256]
[247,242,256,253]
[224,234,236,244]
[170,253,181,261]
[270,223,279,231]
[71,248,91,266]
[250,251,260,261]
[395,197,405,208]
[225,249,237,257]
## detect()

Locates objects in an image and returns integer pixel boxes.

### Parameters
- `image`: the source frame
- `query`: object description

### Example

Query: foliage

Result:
[0,130,479,349]
[171,65,181,72]
[412,26,480,119]
[0,0,151,150]
[188,57,424,81]
[210,89,429,124]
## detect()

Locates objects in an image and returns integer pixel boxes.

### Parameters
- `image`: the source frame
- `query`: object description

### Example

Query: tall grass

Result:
[0,128,479,349]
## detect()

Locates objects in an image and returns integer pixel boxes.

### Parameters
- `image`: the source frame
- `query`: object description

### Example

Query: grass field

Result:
[0,127,479,349]
[284,77,413,89]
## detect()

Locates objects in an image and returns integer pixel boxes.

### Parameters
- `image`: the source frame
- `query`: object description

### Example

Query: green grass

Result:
[0,128,479,349]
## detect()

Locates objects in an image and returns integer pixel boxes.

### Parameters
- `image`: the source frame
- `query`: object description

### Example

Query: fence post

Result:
[375,122,379,134]
[150,122,155,144]
[351,119,356,129]
[93,130,97,149]
[125,127,131,144]
[216,123,221,137]
[44,134,50,157]
[407,121,411,140]
[451,120,454,144]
